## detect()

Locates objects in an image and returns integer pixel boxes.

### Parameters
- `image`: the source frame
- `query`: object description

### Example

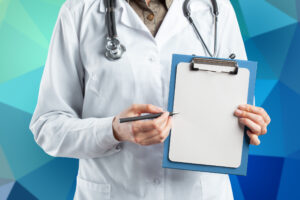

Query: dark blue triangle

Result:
[277,158,300,199]
[7,181,37,200]
[238,155,284,200]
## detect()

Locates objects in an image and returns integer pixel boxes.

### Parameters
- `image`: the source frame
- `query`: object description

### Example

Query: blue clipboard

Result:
[162,54,257,176]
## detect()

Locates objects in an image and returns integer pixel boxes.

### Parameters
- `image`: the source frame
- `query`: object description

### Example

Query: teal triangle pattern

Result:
[238,0,297,37]
[250,23,298,78]
[19,0,61,41]
[266,0,298,20]
[18,158,78,200]
[0,102,53,179]
[0,66,44,114]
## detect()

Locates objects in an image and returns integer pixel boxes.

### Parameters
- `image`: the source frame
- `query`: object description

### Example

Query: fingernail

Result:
[235,109,242,115]
[257,139,261,145]
[253,138,261,146]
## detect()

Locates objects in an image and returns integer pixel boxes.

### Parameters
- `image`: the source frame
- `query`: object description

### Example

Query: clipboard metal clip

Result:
[191,57,239,75]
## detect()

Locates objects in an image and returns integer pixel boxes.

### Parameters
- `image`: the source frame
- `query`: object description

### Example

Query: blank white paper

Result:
[169,62,250,168]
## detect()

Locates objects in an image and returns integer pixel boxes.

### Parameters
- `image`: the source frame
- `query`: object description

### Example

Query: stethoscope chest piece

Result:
[105,37,126,61]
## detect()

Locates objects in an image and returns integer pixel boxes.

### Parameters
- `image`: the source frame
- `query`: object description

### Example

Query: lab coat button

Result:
[153,178,161,185]
[115,144,122,150]
[149,56,157,62]
[147,14,154,21]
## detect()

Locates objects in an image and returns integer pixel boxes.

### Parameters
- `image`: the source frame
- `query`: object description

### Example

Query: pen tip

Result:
[170,112,179,116]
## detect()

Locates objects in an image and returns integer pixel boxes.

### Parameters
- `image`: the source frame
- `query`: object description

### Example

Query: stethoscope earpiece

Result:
[182,0,191,18]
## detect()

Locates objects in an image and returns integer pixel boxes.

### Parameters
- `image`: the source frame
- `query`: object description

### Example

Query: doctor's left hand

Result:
[112,104,173,146]
[234,104,271,146]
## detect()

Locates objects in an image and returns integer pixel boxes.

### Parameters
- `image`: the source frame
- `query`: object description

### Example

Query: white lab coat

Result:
[30,0,247,199]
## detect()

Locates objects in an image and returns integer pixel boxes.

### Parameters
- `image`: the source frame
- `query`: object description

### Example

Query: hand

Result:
[234,104,271,145]
[112,104,173,146]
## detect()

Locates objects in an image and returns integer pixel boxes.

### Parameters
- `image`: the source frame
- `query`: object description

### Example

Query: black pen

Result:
[119,112,179,123]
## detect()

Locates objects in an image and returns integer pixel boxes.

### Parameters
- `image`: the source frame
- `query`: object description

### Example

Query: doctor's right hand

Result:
[112,104,173,146]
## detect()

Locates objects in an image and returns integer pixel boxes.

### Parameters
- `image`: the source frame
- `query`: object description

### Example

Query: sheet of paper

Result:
[169,62,249,168]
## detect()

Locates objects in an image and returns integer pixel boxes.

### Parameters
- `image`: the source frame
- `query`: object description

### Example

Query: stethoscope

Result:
[104,0,126,60]
[104,0,236,60]
[183,0,218,58]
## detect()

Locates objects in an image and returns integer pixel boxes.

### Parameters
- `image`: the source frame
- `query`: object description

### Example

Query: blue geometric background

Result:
[0,0,300,199]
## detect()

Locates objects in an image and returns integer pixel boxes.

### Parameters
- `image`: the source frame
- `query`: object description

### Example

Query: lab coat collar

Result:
[154,0,189,47]
[98,0,148,33]
[98,0,125,12]
[98,0,190,47]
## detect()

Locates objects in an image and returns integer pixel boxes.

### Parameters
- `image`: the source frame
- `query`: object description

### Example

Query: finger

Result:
[129,104,163,115]
[138,115,171,144]
[234,109,266,128]
[134,113,169,141]
[152,112,169,130]
[247,130,260,146]
[238,104,271,124]
[132,112,169,134]
[239,118,262,135]
[139,117,172,146]
[261,125,267,135]
[139,117,173,146]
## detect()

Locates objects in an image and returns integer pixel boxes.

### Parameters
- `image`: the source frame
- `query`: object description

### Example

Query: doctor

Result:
[30,0,271,199]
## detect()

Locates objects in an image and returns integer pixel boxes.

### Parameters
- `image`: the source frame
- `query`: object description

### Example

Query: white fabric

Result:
[30,0,247,199]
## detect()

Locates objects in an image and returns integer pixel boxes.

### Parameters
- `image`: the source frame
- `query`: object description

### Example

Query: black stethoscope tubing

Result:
[183,0,218,57]
[104,0,117,38]
[104,0,236,60]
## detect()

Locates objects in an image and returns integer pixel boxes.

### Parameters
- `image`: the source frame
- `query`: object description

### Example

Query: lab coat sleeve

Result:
[29,4,120,159]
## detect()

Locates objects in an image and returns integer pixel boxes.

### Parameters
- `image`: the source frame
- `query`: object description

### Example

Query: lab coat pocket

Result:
[75,177,111,200]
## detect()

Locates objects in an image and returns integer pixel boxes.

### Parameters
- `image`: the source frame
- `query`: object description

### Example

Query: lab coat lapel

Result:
[154,0,189,48]
[99,0,151,35]
[99,0,190,43]
[119,1,149,33]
